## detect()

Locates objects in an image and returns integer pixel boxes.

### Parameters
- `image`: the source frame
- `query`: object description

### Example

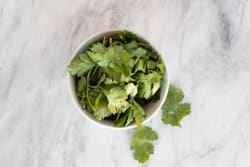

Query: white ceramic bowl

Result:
[67,30,169,129]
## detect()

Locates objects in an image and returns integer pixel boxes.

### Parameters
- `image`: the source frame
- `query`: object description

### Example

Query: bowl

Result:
[67,30,169,129]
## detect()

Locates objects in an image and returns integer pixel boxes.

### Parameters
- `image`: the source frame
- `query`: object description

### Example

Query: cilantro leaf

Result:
[90,42,106,53]
[104,77,118,85]
[132,47,147,57]
[130,126,158,163]
[77,77,86,92]
[125,110,134,126]
[156,63,164,74]
[114,113,128,127]
[138,81,152,99]
[113,45,132,62]
[137,72,163,99]
[103,87,130,114]
[119,30,137,42]
[128,100,145,125]
[93,94,111,120]
[135,59,146,72]
[161,84,191,127]
[125,40,138,50]
[125,83,138,97]
[67,54,95,76]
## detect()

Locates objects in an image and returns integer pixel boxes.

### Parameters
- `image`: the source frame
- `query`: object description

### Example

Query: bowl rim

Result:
[67,29,169,130]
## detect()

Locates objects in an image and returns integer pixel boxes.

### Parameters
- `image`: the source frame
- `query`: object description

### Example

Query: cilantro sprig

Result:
[130,84,191,164]
[161,84,191,127]
[130,126,158,163]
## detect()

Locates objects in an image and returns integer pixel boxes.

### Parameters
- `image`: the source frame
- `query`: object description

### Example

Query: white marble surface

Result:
[1,0,250,166]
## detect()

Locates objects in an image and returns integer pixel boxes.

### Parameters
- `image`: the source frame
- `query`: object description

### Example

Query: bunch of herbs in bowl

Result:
[67,30,191,164]
[67,30,168,129]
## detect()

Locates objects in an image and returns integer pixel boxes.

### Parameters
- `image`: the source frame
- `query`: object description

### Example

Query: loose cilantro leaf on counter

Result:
[161,84,191,127]
[130,126,158,163]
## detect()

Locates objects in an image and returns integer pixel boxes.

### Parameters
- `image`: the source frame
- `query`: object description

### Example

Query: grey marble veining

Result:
[1,0,250,166]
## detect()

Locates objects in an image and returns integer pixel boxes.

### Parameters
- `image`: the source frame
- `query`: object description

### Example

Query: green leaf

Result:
[137,72,163,99]
[125,83,138,97]
[138,42,151,49]
[104,77,118,85]
[161,84,191,127]
[103,67,121,81]
[111,45,134,75]
[152,82,161,95]
[93,94,111,120]
[130,126,158,163]
[147,60,157,70]
[128,100,145,126]
[77,77,86,93]
[138,82,152,99]
[125,40,138,50]
[132,47,147,57]
[87,43,114,67]
[135,59,146,72]
[87,52,110,67]
[103,87,130,114]
[156,63,164,74]
[125,110,134,126]
[67,54,95,76]
[90,42,106,54]
[176,103,191,122]
[119,30,137,42]
[114,113,128,127]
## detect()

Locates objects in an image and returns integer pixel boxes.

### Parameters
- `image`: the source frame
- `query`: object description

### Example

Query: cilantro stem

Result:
[88,85,104,91]
[86,69,96,111]
[91,66,98,77]
[103,36,107,46]
[94,93,103,109]
[134,57,140,65]
[115,113,121,121]
[109,37,112,46]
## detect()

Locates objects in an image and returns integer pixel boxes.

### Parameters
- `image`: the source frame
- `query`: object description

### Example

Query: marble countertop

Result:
[1,0,250,166]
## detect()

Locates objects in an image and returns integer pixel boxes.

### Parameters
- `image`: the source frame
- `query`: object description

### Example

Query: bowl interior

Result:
[68,30,169,129]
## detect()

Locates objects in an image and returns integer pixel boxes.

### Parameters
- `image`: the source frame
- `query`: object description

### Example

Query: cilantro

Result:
[130,126,158,163]
[132,47,147,57]
[161,84,191,127]
[77,77,86,93]
[128,99,145,125]
[125,110,134,126]
[137,72,162,99]
[67,30,192,165]
[135,59,146,72]
[104,77,118,85]
[114,113,128,127]
[68,31,164,123]
[147,60,157,70]
[103,87,130,114]
[90,42,106,53]
[93,94,111,120]
[125,40,138,50]
[67,54,95,76]
[125,83,138,97]
[119,30,137,42]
